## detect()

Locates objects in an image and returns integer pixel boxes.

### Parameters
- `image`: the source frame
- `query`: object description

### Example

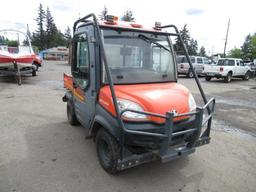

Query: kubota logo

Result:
[171,109,177,115]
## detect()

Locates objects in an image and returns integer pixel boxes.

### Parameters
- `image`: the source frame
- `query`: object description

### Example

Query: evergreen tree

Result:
[199,46,206,56]
[121,10,135,22]
[188,38,198,55]
[174,24,191,55]
[54,30,67,47]
[0,36,5,45]
[99,6,108,20]
[45,7,58,48]
[240,33,256,60]
[32,3,46,50]
[64,26,72,47]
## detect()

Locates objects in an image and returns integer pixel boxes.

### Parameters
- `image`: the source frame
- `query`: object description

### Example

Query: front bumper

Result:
[117,97,215,170]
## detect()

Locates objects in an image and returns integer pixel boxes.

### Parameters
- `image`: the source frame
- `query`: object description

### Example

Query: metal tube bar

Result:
[172,128,197,136]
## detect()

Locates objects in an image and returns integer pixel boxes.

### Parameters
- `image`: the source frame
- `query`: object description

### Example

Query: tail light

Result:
[180,64,184,69]
[220,67,224,72]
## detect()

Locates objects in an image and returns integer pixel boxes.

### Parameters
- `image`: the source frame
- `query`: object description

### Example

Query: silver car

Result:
[177,55,210,78]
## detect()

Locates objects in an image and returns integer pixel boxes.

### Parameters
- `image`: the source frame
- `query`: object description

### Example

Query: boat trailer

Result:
[0,63,36,85]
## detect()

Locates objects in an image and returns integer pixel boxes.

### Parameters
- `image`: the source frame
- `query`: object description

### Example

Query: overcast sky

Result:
[0,0,255,54]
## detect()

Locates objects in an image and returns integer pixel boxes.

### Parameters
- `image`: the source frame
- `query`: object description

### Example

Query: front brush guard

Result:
[119,97,215,164]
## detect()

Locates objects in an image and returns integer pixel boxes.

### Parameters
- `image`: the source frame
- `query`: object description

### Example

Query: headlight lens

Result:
[117,99,148,120]
[188,93,196,111]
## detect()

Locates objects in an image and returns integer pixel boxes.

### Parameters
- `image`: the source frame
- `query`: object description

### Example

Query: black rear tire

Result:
[187,69,194,78]
[96,129,120,174]
[67,101,79,125]
[224,72,232,83]
[205,76,211,81]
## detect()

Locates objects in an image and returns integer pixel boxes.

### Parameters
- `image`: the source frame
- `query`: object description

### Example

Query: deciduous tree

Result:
[228,47,242,58]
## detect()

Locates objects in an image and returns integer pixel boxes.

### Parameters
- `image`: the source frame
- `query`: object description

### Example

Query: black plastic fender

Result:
[89,105,120,141]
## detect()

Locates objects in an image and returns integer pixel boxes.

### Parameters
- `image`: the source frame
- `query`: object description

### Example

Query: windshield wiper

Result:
[138,34,170,52]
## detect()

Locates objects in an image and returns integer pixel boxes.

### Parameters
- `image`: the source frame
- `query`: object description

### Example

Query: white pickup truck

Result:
[204,58,251,83]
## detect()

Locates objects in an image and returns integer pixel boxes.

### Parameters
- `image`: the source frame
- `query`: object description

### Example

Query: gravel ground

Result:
[0,61,255,192]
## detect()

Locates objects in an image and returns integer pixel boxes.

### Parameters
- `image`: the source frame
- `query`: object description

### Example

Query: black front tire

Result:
[205,76,211,81]
[96,129,120,174]
[33,63,39,71]
[243,71,250,80]
[67,101,79,125]
[32,69,36,76]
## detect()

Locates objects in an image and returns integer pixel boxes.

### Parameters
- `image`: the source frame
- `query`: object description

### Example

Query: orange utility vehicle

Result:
[63,14,215,173]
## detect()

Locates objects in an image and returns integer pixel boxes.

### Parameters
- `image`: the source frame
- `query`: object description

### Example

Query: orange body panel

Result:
[99,83,190,123]
[64,73,85,102]
[64,73,73,91]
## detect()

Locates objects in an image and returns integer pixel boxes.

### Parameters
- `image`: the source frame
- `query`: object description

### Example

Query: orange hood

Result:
[99,82,191,123]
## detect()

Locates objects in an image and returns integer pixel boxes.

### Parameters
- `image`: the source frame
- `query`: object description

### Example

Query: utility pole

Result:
[223,19,230,58]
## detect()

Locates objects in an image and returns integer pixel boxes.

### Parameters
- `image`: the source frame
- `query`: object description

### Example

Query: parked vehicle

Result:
[177,55,210,78]
[245,62,256,77]
[63,14,215,173]
[0,29,42,85]
[204,58,251,83]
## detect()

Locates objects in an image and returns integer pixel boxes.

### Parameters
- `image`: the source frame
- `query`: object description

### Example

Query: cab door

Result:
[235,60,244,76]
[239,60,248,75]
[72,28,96,128]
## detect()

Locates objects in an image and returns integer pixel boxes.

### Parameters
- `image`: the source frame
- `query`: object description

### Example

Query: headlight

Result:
[117,99,148,121]
[188,93,196,111]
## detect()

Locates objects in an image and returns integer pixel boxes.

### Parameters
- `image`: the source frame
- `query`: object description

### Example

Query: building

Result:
[40,46,69,61]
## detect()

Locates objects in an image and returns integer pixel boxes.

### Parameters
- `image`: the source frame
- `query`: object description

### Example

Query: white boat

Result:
[0,29,42,84]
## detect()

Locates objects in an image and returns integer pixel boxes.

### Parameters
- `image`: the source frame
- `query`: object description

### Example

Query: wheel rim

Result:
[189,71,194,78]
[98,139,110,164]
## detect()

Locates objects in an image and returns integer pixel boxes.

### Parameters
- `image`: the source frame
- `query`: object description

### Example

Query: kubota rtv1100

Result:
[63,14,215,174]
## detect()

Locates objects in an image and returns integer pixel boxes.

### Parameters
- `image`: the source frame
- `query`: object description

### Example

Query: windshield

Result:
[217,59,235,66]
[176,56,195,64]
[0,30,32,54]
[102,29,176,84]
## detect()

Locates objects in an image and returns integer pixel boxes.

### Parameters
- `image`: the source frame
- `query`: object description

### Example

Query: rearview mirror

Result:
[120,47,132,56]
